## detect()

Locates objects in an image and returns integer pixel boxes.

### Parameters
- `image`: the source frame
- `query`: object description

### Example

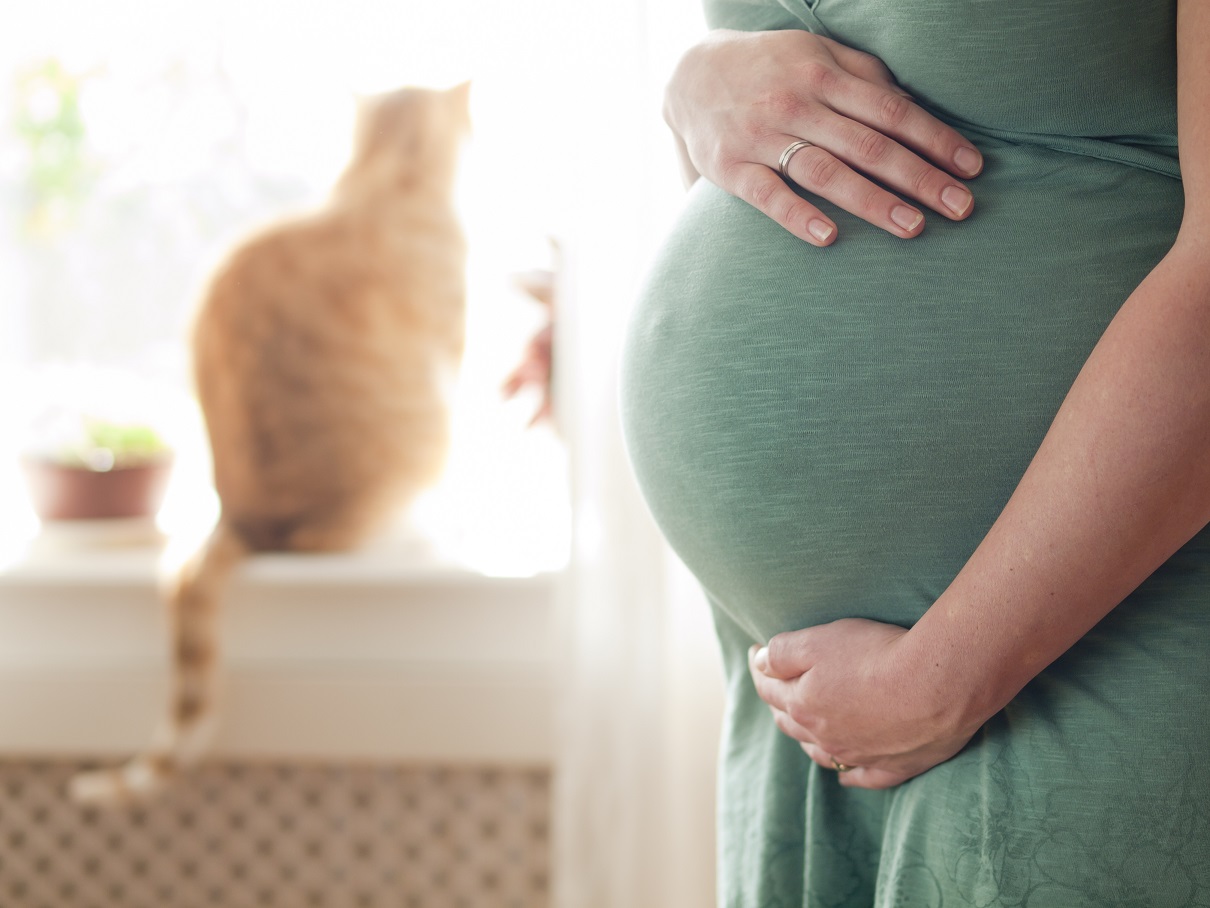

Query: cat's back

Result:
[192,83,471,549]
[196,194,465,380]
[194,204,463,537]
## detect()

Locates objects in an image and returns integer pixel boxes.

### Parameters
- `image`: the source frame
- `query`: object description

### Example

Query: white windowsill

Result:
[0,521,561,767]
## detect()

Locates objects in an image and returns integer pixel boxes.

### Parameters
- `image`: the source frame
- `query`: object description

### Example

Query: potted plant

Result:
[21,417,174,521]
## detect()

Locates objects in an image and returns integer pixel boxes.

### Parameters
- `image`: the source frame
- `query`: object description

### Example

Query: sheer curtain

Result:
[546,1,725,905]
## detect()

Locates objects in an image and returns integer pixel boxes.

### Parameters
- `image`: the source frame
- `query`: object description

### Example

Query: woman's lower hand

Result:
[747,618,984,788]
[666,29,983,246]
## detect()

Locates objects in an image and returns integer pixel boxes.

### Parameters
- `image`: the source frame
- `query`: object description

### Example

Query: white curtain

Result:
[546,1,726,905]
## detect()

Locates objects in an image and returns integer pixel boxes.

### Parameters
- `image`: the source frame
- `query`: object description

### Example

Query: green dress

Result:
[620,1,1209,905]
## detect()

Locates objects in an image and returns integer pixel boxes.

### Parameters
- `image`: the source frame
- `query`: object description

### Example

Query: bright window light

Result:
[0,0,573,575]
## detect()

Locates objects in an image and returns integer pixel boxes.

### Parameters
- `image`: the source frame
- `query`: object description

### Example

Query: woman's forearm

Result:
[909,231,1210,728]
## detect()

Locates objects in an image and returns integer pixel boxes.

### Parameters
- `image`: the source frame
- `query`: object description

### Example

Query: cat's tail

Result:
[69,522,248,805]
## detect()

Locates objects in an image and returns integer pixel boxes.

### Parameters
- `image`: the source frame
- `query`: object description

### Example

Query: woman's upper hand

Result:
[665,29,984,246]
[747,618,986,789]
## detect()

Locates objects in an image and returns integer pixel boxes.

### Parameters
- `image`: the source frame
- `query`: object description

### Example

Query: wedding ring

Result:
[778,139,814,181]
[831,757,854,773]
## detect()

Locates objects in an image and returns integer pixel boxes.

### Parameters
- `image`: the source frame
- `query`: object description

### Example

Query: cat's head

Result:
[339,82,471,198]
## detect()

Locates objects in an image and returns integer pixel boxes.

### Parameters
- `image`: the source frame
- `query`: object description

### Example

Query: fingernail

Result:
[753,647,769,672]
[808,220,834,243]
[941,185,972,217]
[954,145,982,176]
[891,206,923,232]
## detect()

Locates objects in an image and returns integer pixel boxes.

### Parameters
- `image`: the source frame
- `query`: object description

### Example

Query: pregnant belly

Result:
[620,138,1182,643]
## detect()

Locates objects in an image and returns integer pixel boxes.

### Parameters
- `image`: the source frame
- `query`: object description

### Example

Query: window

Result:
[0,0,572,575]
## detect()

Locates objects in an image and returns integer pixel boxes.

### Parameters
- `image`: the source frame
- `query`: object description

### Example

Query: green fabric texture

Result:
[619,1,1207,905]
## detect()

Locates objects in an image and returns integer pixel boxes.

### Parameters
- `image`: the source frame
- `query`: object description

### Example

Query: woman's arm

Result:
[749,0,1210,789]
[663,29,983,245]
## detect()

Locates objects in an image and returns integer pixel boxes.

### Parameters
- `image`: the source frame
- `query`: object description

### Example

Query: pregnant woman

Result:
[621,0,1210,904]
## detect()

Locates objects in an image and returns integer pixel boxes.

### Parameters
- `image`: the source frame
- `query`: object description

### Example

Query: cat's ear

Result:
[447,81,471,112]
[446,81,472,133]
[351,92,375,128]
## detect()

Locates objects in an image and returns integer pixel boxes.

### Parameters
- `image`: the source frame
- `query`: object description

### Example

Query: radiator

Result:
[0,759,550,908]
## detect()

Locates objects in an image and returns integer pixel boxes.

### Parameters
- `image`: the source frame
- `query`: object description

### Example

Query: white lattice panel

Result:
[0,759,549,908]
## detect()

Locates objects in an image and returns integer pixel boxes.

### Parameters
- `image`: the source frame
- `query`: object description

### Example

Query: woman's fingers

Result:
[728,161,838,246]
[802,119,975,222]
[833,69,980,175]
[822,68,983,178]
[767,117,974,236]
[801,740,898,785]
[743,121,974,242]
[836,766,914,790]
[799,728,920,787]
[770,707,819,747]
[773,52,982,231]
[799,741,841,771]
[748,645,791,710]
[817,36,901,90]
[775,137,928,238]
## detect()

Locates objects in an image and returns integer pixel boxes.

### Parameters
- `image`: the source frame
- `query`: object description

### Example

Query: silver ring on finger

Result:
[831,757,855,773]
[778,139,814,182]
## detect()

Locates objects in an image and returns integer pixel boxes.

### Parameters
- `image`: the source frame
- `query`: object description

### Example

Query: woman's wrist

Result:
[898,593,1027,738]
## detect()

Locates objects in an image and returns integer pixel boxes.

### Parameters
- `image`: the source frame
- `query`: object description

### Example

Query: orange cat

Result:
[70,83,470,804]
